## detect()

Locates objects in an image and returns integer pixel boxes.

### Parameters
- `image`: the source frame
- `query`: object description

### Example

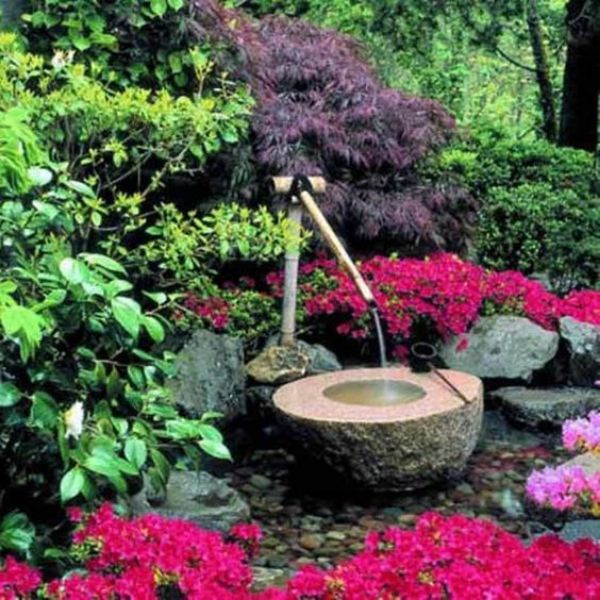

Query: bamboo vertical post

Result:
[280,198,303,346]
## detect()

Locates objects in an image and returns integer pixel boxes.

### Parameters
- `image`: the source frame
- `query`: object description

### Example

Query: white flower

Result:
[51,50,75,70]
[64,401,85,440]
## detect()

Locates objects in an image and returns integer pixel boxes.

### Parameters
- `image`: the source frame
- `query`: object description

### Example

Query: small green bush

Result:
[0,33,253,203]
[423,136,600,291]
[23,0,198,91]
[478,183,600,291]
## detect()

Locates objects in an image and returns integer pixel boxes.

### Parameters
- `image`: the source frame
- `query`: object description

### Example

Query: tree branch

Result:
[495,47,537,73]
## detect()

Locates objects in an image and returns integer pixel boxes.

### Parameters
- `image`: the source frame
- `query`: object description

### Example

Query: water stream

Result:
[370,307,387,367]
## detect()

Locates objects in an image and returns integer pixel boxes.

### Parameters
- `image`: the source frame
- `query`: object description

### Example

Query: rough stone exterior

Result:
[276,399,483,490]
[171,330,245,421]
[560,317,600,387]
[129,471,249,532]
[273,368,484,491]
[440,316,559,381]
[246,346,310,385]
[492,386,600,429]
[265,337,343,375]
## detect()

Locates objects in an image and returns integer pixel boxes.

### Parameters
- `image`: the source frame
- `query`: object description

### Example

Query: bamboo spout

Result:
[296,189,375,306]
[274,175,376,347]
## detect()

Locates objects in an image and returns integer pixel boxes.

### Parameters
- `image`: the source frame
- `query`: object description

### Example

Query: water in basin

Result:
[323,379,426,407]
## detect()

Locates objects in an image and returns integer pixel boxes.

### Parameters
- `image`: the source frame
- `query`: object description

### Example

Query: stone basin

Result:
[273,367,484,490]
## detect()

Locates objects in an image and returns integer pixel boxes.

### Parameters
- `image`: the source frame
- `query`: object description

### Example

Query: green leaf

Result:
[143,316,165,343]
[80,253,127,274]
[32,200,59,220]
[30,392,59,428]
[127,365,145,389]
[150,449,170,484]
[107,472,128,494]
[111,297,141,338]
[59,258,87,285]
[65,180,96,198]
[33,289,67,312]
[60,467,86,502]
[150,0,168,16]
[28,167,53,186]
[0,382,21,407]
[199,439,232,461]
[144,403,178,419]
[200,411,225,422]
[83,453,119,478]
[0,307,44,362]
[125,438,147,469]
[0,512,35,554]
[197,423,223,442]
[106,280,134,298]
[168,0,184,9]
[143,291,168,305]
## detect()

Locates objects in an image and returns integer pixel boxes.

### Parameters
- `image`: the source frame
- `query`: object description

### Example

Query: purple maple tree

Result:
[190,0,477,255]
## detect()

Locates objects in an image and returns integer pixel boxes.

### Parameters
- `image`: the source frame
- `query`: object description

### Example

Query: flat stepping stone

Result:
[491,386,600,429]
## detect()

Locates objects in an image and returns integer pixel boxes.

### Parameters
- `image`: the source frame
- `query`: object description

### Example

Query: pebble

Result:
[298,533,324,551]
[397,514,418,526]
[250,474,273,490]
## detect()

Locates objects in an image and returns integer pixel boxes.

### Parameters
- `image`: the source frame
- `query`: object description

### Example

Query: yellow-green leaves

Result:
[150,0,168,16]
[0,306,45,362]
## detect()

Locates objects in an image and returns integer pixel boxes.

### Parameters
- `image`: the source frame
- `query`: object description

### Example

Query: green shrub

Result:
[477,184,600,291]
[23,0,199,91]
[0,115,232,554]
[423,135,600,291]
[0,33,253,203]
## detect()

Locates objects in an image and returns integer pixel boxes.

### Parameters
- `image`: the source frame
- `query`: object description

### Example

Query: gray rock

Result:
[246,346,310,385]
[563,451,600,476]
[266,337,342,375]
[440,316,559,381]
[129,471,249,532]
[251,568,288,592]
[557,520,600,542]
[171,330,245,421]
[560,317,600,386]
[249,474,272,490]
[492,386,600,429]
[247,385,275,409]
[477,410,542,450]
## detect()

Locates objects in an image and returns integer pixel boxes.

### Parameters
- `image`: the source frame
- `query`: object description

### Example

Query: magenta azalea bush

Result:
[526,465,600,514]
[189,1,477,255]
[563,411,600,454]
[184,253,600,357]
[527,411,600,515]
[2,508,600,599]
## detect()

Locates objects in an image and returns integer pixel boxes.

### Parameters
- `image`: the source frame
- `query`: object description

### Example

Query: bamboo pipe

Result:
[297,189,375,305]
[280,200,303,347]
[272,176,327,195]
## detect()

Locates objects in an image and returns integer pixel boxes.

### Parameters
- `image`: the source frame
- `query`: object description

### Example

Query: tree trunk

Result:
[559,0,600,152]
[0,0,27,26]
[526,0,558,141]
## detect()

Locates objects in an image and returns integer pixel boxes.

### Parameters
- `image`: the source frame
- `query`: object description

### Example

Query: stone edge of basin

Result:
[273,367,483,424]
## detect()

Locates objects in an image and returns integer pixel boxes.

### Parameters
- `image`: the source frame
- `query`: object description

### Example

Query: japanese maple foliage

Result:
[188,1,477,255]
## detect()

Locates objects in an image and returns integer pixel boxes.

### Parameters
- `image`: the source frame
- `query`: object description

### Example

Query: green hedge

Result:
[423,136,600,291]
